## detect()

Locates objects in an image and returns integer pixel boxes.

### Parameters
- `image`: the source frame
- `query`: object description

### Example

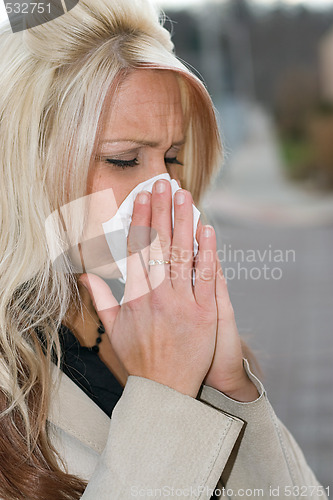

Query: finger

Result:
[182,189,202,281]
[215,255,236,323]
[170,189,194,293]
[215,253,243,367]
[193,217,202,274]
[196,217,203,242]
[188,191,202,254]
[149,179,172,291]
[193,225,216,308]
[124,190,152,304]
[79,273,120,333]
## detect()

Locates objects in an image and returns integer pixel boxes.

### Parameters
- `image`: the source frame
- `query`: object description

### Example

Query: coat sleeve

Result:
[197,358,328,500]
[81,375,244,499]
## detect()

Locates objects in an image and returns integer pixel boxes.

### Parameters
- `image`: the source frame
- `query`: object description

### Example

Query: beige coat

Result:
[47,359,327,499]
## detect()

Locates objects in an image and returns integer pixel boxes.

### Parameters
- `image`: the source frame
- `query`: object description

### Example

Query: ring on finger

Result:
[148,259,173,266]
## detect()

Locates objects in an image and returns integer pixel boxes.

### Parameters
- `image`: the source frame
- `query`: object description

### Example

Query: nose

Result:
[145,161,181,188]
[134,162,171,191]
[147,160,170,180]
[125,156,180,202]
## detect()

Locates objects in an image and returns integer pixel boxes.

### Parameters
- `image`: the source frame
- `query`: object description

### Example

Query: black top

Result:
[59,324,124,418]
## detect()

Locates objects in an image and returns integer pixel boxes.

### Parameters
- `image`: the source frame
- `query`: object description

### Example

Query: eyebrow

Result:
[99,138,186,147]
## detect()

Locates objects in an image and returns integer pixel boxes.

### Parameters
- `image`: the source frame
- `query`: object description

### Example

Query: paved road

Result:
[202,104,333,492]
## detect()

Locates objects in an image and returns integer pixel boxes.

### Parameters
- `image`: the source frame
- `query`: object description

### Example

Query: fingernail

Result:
[155,180,166,193]
[137,191,149,204]
[203,225,213,237]
[175,190,185,205]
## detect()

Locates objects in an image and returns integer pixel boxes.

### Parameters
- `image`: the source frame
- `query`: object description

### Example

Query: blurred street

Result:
[203,103,333,492]
[205,102,333,226]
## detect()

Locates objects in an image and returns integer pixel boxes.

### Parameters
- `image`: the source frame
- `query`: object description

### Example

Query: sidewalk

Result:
[203,103,333,226]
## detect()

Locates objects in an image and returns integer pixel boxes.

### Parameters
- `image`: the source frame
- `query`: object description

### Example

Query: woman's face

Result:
[88,69,185,203]
[77,69,186,277]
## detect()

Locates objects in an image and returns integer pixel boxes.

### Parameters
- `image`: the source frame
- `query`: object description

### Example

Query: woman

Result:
[0,0,327,499]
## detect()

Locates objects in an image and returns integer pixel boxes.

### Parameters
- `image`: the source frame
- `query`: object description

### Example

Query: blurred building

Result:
[319,26,333,102]
[168,0,255,102]
[166,1,333,108]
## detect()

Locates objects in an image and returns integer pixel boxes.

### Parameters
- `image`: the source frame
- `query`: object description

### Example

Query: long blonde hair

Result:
[0,0,232,498]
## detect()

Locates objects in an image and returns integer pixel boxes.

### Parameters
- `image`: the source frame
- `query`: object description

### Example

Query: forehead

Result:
[99,69,185,143]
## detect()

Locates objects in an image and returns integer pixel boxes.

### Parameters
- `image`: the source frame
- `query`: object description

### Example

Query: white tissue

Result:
[102,173,200,285]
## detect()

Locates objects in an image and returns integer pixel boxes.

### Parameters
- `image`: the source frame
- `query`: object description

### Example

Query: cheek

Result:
[85,166,144,238]
[83,169,117,238]
[87,166,126,207]
[86,165,110,195]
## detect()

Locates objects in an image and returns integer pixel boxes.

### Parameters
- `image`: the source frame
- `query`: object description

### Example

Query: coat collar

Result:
[48,362,111,454]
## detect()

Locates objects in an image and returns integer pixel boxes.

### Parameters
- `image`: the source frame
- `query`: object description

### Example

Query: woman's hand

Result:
[195,222,259,402]
[79,179,218,399]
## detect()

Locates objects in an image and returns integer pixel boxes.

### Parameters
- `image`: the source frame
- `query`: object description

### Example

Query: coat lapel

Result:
[48,362,111,455]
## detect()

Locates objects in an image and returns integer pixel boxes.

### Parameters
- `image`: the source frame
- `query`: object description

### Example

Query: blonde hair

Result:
[0,0,224,497]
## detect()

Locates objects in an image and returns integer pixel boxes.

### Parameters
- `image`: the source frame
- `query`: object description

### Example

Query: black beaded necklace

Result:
[88,320,106,354]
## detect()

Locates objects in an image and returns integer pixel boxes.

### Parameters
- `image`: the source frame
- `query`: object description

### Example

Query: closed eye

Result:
[165,157,183,166]
[104,158,139,168]
[101,157,183,169]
